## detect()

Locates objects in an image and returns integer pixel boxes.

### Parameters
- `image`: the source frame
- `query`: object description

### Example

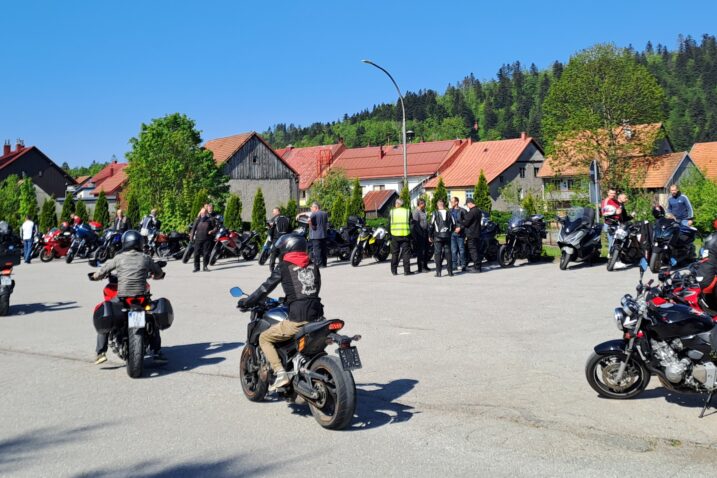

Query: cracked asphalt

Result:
[1,254,716,477]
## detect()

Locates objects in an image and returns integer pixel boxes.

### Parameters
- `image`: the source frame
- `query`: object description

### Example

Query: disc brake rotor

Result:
[601,361,638,391]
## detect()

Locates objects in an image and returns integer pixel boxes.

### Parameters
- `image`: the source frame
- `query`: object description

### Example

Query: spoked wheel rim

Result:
[310,367,338,418]
[592,355,643,394]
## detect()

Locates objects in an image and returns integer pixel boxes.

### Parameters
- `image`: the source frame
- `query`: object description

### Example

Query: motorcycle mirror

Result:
[229,287,244,297]
[156,260,167,268]
[638,257,648,282]
[88,259,99,267]
[670,257,677,267]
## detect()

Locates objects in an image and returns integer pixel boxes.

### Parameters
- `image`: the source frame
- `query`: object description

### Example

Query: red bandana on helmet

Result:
[283,251,310,268]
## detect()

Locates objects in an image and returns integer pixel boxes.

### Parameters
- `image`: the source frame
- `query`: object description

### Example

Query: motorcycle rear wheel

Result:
[209,246,221,266]
[308,356,356,430]
[65,250,75,264]
[606,248,620,272]
[181,244,194,263]
[240,346,268,402]
[498,244,515,268]
[0,295,9,316]
[258,248,270,265]
[585,351,649,399]
[559,251,570,270]
[127,328,145,379]
[40,249,54,262]
[242,244,258,261]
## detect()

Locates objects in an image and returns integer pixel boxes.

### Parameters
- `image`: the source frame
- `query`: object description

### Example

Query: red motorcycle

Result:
[40,227,73,262]
[654,262,717,319]
[208,227,259,265]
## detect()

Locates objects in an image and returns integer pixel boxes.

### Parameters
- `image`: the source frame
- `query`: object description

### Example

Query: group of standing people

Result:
[389,196,484,277]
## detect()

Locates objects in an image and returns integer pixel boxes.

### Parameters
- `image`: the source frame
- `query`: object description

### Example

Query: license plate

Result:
[128,311,146,328]
[338,346,362,371]
[0,276,11,286]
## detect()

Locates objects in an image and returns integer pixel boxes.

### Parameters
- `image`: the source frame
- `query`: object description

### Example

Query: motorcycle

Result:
[230,286,361,430]
[293,215,356,262]
[586,259,717,417]
[88,260,172,378]
[93,229,123,263]
[606,222,647,271]
[498,209,545,267]
[209,227,259,265]
[258,226,274,266]
[40,228,73,262]
[30,231,44,260]
[147,231,190,260]
[66,222,102,263]
[649,217,697,273]
[349,222,390,267]
[557,207,602,270]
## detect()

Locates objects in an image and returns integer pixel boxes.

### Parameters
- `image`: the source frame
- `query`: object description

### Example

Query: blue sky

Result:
[2,0,716,167]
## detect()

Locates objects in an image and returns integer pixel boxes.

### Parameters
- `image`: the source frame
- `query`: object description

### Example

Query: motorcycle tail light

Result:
[328,320,344,331]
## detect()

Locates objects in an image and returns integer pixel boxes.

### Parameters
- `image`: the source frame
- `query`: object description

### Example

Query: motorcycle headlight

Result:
[615,228,628,240]
[614,307,626,331]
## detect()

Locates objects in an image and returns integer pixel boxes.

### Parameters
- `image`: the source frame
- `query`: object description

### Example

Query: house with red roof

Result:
[689,141,717,181]
[326,139,468,204]
[71,159,128,217]
[204,132,299,221]
[362,189,399,219]
[0,140,76,199]
[423,133,545,210]
[276,142,345,206]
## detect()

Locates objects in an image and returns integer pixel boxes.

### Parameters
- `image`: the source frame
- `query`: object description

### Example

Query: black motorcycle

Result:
[649,217,697,273]
[0,243,20,316]
[88,260,172,378]
[147,231,190,260]
[66,223,101,263]
[93,229,123,263]
[479,215,499,263]
[557,207,602,270]
[586,260,717,417]
[606,222,646,271]
[498,209,545,267]
[230,286,362,430]
[295,215,357,262]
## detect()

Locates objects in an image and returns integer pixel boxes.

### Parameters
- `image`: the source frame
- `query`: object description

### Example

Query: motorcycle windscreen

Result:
[563,207,596,230]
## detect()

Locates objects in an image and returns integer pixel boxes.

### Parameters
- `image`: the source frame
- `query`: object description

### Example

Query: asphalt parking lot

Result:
[1,254,717,477]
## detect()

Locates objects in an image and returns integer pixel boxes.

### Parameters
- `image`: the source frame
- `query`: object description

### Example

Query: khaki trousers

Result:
[259,320,307,372]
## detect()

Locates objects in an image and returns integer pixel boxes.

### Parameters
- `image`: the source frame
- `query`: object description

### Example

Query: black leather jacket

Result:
[244,258,323,322]
[430,210,455,241]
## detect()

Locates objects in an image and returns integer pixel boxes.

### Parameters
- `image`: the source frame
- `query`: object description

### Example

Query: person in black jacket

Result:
[462,198,483,273]
[238,234,323,391]
[268,207,291,271]
[430,199,455,277]
[190,208,216,272]
[412,199,431,273]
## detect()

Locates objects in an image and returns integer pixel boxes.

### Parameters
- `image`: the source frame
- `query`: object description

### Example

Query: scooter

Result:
[557,207,602,270]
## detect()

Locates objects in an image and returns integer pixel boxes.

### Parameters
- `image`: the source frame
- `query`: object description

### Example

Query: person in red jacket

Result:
[601,189,621,250]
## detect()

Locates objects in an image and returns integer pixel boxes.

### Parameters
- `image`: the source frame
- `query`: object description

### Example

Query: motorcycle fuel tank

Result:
[649,302,714,340]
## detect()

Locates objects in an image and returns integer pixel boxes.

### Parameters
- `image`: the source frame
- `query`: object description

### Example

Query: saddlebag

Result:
[92,300,125,333]
[151,298,174,330]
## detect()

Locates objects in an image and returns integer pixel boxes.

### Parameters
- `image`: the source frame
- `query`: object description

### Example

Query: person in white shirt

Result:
[21,215,36,264]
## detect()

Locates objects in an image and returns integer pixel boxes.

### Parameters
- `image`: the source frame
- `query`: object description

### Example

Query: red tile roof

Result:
[75,175,90,185]
[690,141,717,181]
[329,140,467,180]
[278,143,345,190]
[204,132,299,175]
[363,189,398,212]
[89,162,128,195]
[638,152,691,189]
[424,136,537,188]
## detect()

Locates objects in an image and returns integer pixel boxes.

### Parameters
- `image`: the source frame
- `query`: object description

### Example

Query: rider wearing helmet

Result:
[92,230,166,365]
[238,233,323,391]
[695,232,717,309]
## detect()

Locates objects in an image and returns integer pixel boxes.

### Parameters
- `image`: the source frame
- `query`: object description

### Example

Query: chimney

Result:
[2,141,10,157]
[520,132,527,141]
[379,145,385,159]
[15,139,24,152]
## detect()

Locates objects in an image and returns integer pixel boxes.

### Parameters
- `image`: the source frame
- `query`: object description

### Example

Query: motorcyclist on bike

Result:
[237,233,323,391]
[92,230,167,365]
[695,232,717,310]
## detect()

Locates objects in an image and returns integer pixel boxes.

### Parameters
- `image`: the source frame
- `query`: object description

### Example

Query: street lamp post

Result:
[362,60,408,192]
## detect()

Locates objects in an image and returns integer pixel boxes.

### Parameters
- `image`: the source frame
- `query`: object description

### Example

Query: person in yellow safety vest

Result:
[389,198,413,276]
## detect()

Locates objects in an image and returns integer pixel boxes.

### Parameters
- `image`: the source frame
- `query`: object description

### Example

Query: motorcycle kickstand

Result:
[699,391,714,419]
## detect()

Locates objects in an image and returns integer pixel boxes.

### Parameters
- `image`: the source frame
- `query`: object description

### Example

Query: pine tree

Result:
[224,194,243,231]
[39,197,57,231]
[93,190,110,228]
[126,194,140,229]
[330,194,346,226]
[345,178,364,220]
[60,192,75,223]
[74,200,88,222]
[18,178,38,221]
[281,199,298,229]
[473,170,492,213]
[191,190,207,219]
[431,177,448,212]
[251,188,267,243]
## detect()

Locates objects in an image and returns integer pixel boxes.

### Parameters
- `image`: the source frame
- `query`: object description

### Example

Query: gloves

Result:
[237,298,249,310]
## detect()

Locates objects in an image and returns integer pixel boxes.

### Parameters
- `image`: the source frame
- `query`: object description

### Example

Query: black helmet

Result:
[121,230,143,252]
[275,233,307,257]
[704,232,717,258]
[652,205,665,219]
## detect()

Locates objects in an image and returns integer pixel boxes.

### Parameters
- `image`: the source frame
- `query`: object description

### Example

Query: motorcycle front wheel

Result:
[308,356,356,430]
[350,245,363,267]
[559,250,570,270]
[498,244,515,268]
[40,249,54,262]
[258,248,270,265]
[242,243,258,261]
[209,245,221,266]
[240,346,268,402]
[65,249,76,264]
[94,247,109,264]
[606,248,620,272]
[585,351,649,399]
[127,327,145,379]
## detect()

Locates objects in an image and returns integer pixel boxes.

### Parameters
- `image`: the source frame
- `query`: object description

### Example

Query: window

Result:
[534,167,540,177]
[373,185,385,191]
[465,190,474,200]
[519,167,526,178]
[301,190,306,199]
[252,155,258,164]
[499,175,504,184]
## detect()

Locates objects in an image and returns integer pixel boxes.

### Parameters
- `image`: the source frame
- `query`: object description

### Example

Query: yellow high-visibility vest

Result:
[390,207,410,237]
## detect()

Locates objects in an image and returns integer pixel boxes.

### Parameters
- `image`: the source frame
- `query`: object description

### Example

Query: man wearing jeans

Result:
[450,197,467,272]
[20,215,36,264]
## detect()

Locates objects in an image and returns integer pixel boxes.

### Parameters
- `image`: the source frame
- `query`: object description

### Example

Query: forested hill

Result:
[263,34,717,152]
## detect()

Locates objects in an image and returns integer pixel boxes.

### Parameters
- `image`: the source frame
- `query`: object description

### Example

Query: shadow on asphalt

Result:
[286,378,419,431]
[11,301,79,315]
[0,423,109,475]
[633,386,717,415]
[150,341,243,375]
[73,456,280,478]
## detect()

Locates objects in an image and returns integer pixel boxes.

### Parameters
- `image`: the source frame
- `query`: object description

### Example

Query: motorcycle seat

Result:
[295,319,329,339]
